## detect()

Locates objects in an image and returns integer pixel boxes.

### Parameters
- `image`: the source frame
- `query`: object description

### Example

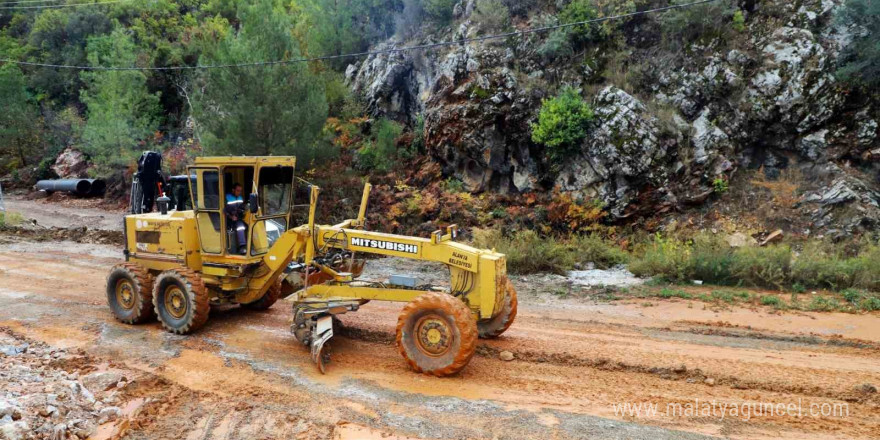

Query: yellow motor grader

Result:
[106,156,516,376]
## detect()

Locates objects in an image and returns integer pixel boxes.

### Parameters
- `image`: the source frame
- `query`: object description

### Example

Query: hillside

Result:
[0,0,878,240]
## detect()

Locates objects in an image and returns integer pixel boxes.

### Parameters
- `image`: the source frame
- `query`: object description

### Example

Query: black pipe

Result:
[86,179,106,196]
[35,179,94,196]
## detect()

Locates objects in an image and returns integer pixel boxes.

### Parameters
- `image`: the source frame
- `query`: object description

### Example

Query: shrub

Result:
[531,86,594,165]
[713,177,729,194]
[570,233,629,269]
[835,0,880,89]
[502,0,536,17]
[791,241,880,291]
[808,295,841,312]
[537,28,574,61]
[472,0,510,33]
[658,0,738,48]
[423,0,457,25]
[730,245,791,290]
[0,211,24,227]
[357,118,403,172]
[689,233,734,284]
[760,295,782,307]
[658,288,691,299]
[628,233,693,283]
[732,10,746,32]
[472,229,574,275]
[558,0,600,44]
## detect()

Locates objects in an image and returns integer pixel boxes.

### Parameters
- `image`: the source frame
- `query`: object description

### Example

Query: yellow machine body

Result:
[114,155,514,375]
[121,156,508,319]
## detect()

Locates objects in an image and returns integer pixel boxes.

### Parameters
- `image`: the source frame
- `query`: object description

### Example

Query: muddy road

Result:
[1,235,878,440]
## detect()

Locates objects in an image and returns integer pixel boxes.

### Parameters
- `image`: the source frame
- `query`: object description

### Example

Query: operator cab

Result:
[187,157,295,259]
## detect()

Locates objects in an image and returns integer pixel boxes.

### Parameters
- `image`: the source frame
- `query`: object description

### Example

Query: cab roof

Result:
[192,156,296,167]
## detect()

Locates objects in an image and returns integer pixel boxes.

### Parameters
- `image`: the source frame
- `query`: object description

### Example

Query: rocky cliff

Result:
[345,0,880,236]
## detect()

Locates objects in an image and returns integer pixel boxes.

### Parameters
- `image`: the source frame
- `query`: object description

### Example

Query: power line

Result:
[0,0,721,70]
[0,0,126,9]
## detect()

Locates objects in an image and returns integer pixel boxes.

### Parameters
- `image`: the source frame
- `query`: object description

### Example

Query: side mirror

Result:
[248,193,259,214]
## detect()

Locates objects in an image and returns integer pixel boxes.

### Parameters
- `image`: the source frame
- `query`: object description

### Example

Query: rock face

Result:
[556,87,669,217]
[345,0,880,232]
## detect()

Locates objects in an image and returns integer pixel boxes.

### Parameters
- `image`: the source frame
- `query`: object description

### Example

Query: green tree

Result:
[79,28,161,170]
[836,0,880,89]
[0,65,43,169]
[27,8,113,105]
[194,0,328,159]
[530,86,594,165]
[357,118,403,172]
[301,0,398,69]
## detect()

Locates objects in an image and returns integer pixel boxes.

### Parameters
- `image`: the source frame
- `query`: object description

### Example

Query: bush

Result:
[537,28,574,61]
[357,118,403,172]
[558,0,600,44]
[658,0,738,48]
[791,241,880,291]
[570,234,628,269]
[628,233,693,283]
[729,245,791,290]
[689,233,734,284]
[472,229,574,275]
[502,0,536,17]
[531,86,594,165]
[472,0,510,33]
[423,0,457,25]
[835,0,880,89]
[0,211,24,227]
[760,295,782,307]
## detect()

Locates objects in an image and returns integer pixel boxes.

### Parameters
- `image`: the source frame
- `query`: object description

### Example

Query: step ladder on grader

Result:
[106,156,517,376]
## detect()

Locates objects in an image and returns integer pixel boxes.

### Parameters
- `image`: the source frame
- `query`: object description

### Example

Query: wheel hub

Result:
[415,315,452,356]
[164,285,188,319]
[116,280,135,310]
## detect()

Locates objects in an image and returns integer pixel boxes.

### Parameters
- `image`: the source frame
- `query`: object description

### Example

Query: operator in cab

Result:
[225,183,247,255]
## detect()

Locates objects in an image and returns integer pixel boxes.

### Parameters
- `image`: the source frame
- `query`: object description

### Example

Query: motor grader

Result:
[106,156,517,376]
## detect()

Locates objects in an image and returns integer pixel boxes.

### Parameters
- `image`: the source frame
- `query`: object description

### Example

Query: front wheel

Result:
[396,292,477,377]
[477,279,518,339]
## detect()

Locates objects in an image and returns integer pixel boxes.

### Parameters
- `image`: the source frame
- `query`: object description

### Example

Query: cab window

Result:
[258,167,293,216]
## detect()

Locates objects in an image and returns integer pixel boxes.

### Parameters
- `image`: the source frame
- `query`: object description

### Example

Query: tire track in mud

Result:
[338,319,880,406]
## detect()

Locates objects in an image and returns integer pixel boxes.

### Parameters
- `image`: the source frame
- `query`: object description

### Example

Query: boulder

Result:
[81,371,124,393]
[0,421,29,440]
[725,232,756,248]
[50,147,92,179]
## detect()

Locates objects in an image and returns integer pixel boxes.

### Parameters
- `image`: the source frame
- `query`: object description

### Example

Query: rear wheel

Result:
[396,292,477,377]
[477,279,518,339]
[106,263,155,324]
[153,268,209,334]
[241,278,282,311]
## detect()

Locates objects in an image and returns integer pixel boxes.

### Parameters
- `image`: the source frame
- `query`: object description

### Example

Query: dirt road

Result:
[0,232,878,440]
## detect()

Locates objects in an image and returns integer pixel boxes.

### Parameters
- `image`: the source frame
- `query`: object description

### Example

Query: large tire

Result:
[477,279,518,339]
[396,292,477,377]
[241,278,282,311]
[106,263,155,324]
[152,268,210,334]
